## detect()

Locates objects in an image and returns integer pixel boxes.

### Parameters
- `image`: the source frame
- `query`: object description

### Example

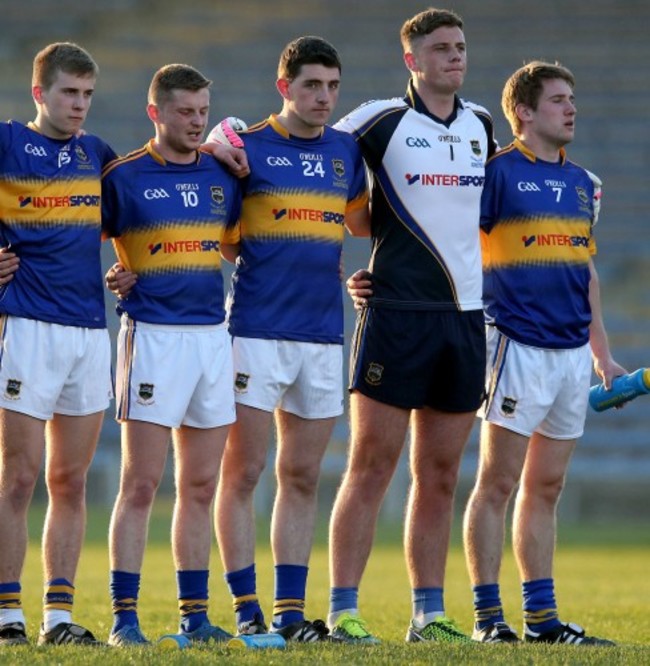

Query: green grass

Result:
[4,504,649,664]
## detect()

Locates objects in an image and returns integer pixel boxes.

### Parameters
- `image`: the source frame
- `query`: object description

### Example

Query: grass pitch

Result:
[6,504,649,664]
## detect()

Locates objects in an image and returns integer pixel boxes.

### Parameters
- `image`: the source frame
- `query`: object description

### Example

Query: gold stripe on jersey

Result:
[481,217,595,269]
[112,223,228,275]
[241,191,348,242]
[0,177,101,225]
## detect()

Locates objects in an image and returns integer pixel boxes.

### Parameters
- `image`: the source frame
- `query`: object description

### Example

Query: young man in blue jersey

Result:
[327,8,496,644]
[462,61,623,646]
[102,64,242,646]
[208,36,369,643]
[0,42,115,648]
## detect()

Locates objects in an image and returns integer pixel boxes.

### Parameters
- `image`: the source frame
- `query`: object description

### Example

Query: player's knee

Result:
[180,476,218,508]
[46,464,89,502]
[343,457,396,498]
[120,476,161,510]
[524,475,566,507]
[224,458,267,495]
[473,473,518,506]
[2,467,40,509]
[277,461,320,496]
[539,478,566,506]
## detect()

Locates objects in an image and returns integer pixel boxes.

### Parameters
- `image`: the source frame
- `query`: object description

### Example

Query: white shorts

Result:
[232,337,344,419]
[480,327,591,440]
[0,315,112,419]
[116,317,235,429]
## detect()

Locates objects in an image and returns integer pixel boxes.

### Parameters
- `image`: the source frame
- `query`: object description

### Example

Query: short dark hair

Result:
[502,60,576,136]
[148,64,212,106]
[277,36,341,80]
[32,42,98,90]
[400,7,463,51]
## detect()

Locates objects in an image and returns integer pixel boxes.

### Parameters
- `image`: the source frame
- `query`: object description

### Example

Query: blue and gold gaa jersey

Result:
[102,140,242,325]
[0,120,116,328]
[481,139,596,349]
[227,115,369,344]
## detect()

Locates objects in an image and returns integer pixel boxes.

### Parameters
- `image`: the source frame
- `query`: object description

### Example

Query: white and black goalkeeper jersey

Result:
[336,80,497,311]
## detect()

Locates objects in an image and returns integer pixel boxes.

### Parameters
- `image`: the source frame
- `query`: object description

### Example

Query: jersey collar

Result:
[145,138,202,166]
[513,137,567,165]
[267,113,325,140]
[404,79,462,127]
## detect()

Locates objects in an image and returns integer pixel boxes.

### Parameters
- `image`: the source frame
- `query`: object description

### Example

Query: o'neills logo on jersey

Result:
[148,239,220,255]
[404,173,485,187]
[18,194,100,208]
[522,234,589,248]
[272,208,344,225]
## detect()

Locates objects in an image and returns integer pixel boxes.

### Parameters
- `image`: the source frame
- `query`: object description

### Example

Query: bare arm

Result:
[588,257,626,388]
[344,205,371,238]
[201,143,250,178]
[220,243,240,264]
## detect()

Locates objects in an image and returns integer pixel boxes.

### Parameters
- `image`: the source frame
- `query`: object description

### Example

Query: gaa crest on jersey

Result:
[470,140,482,156]
[211,186,225,205]
[74,144,95,171]
[75,145,89,163]
[234,372,250,393]
[137,383,155,405]
[365,362,384,386]
[500,396,517,417]
[332,158,345,178]
[4,379,21,400]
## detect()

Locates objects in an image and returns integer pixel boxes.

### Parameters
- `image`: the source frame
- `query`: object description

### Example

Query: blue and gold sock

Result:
[272,564,307,628]
[110,570,141,632]
[225,564,263,626]
[473,583,505,629]
[43,577,74,632]
[177,570,209,633]
[412,587,444,627]
[0,581,24,626]
[523,578,561,634]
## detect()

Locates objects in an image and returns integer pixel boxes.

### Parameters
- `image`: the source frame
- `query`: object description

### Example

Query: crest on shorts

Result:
[332,158,345,178]
[470,140,482,156]
[500,396,517,417]
[211,186,225,204]
[234,372,250,393]
[4,379,21,400]
[137,383,155,405]
[365,362,384,386]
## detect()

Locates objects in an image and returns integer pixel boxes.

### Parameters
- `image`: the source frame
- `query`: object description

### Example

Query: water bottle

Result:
[589,368,650,412]
[227,633,287,649]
